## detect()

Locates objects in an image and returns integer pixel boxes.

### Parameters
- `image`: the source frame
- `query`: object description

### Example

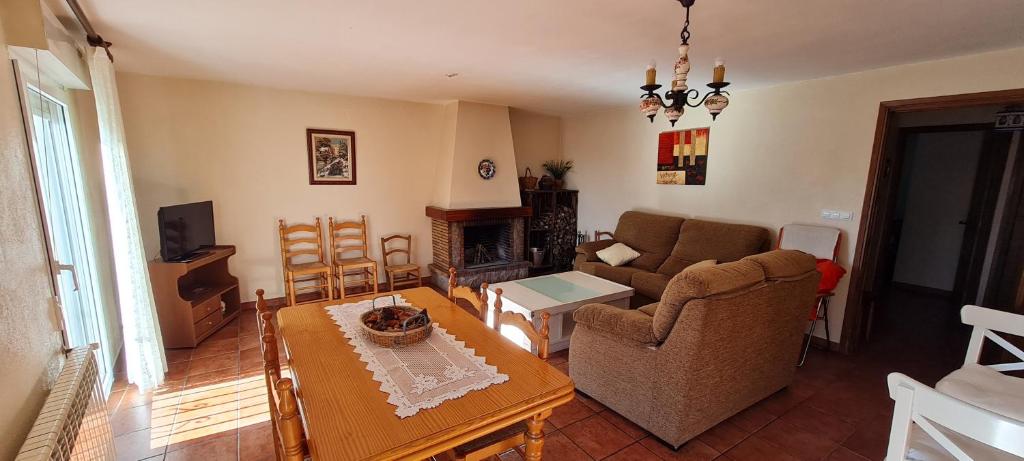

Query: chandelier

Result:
[640,0,730,126]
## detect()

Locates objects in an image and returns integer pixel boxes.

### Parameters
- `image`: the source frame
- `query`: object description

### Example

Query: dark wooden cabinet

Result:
[149,245,241,348]
[520,189,578,276]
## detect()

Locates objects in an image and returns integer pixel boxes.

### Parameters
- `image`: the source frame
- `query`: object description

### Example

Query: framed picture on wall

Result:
[656,127,709,185]
[307,128,356,185]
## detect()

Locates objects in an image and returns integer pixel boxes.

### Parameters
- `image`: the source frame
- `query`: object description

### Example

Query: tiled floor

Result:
[109,286,964,461]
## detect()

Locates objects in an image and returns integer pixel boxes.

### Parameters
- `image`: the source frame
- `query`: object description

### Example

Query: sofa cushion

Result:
[657,219,770,276]
[613,211,685,272]
[652,259,766,340]
[575,239,617,263]
[637,302,659,316]
[743,250,817,280]
[631,272,671,300]
[573,303,658,346]
[597,243,642,267]
[577,262,647,286]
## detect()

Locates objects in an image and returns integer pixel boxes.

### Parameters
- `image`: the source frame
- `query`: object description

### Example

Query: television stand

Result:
[149,245,240,348]
[168,250,212,263]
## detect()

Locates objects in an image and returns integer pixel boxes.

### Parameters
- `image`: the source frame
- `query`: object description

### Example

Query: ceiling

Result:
[74,0,1024,114]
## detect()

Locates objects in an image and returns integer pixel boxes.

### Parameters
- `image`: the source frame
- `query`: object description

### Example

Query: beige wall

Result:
[0,19,66,460]
[444,101,521,209]
[117,73,447,301]
[510,108,562,178]
[118,76,561,301]
[563,46,1024,343]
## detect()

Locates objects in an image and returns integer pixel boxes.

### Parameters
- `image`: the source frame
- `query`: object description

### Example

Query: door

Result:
[24,85,112,383]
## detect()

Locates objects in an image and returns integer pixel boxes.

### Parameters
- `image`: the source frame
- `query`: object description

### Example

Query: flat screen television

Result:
[158,200,216,262]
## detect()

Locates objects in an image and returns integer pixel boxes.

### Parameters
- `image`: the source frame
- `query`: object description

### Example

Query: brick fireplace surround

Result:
[426,206,532,289]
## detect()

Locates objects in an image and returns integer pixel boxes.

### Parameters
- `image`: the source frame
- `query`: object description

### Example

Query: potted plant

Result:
[542,159,574,190]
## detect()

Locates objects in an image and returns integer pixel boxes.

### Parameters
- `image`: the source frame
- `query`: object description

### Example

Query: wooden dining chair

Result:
[329,215,379,298]
[258,292,310,461]
[447,267,488,321]
[278,218,332,306]
[448,288,551,461]
[380,234,422,291]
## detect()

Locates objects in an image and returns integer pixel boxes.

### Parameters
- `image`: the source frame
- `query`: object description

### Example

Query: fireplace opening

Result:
[464,223,512,269]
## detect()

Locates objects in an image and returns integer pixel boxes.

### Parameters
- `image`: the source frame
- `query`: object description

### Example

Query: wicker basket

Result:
[519,167,539,190]
[359,306,432,348]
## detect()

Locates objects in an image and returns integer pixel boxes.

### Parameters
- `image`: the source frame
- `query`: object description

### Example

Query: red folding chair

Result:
[778,224,844,366]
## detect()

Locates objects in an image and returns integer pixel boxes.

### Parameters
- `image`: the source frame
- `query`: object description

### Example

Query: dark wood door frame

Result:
[841,88,1024,354]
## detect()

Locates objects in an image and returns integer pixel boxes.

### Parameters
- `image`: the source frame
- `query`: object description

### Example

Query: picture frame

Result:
[656,127,710,185]
[307,128,356,185]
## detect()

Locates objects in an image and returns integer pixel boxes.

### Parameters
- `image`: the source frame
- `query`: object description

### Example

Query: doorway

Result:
[844,89,1024,358]
[24,84,114,386]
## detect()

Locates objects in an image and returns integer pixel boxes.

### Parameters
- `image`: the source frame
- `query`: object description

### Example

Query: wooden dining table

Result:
[276,286,576,460]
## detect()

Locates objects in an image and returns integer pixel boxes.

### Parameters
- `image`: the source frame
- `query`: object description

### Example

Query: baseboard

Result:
[240,276,437,310]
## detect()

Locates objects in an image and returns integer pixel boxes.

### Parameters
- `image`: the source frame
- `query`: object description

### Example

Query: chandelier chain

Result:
[680,3,691,45]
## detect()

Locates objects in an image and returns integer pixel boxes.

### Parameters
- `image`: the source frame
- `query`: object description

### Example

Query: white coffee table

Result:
[486,271,634,353]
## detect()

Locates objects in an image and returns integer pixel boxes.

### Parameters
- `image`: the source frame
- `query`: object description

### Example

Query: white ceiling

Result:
[76,0,1024,114]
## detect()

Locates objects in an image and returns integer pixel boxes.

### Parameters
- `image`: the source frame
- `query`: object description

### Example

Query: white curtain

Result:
[89,48,166,391]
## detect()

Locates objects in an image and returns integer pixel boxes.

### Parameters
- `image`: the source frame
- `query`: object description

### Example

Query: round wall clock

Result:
[478,159,496,180]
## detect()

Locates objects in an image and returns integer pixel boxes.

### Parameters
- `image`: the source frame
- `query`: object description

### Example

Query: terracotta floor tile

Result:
[756,419,839,461]
[113,428,166,461]
[561,413,635,459]
[724,435,800,461]
[498,449,525,461]
[165,431,238,461]
[239,346,264,371]
[238,333,260,350]
[165,348,193,364]
[165,361,190,382]
[107,389,125,414]
[185,368,241,389]
[111,404,175,436]
[827,446,873,461]
[727,405,777,433]
[639,437,719,461]
[205,324,240,342]
[695,420,748,453]
[193,337,239,359]
[239,421,276,461]
[576,391,608,412]
[188,351,239,376]
[239,315,260,336]
[537,431,593,461]
[547,397,596,428]
[841,419,891,461]
[603,442,661,460]
[757,384,816,416]
[600,409,649,441]
[779,403,856,444]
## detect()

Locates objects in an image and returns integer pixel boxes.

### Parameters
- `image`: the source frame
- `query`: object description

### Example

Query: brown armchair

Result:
[568,250,820,448]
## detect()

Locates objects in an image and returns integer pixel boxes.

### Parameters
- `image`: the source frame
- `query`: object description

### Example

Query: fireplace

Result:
[426,206,531,289]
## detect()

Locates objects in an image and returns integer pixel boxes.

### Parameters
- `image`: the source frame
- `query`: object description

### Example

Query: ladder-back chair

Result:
[329,215,378,298]
[380,234,422,291]
[448,289,551,461]
[278,218,332,306]
[257,290,309,461]
[447,267,488,321]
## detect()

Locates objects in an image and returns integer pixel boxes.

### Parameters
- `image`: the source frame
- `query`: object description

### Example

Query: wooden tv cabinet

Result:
[149,245,241,348]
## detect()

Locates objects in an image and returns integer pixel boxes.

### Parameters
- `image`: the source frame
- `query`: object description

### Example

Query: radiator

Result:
[16,347,116,461]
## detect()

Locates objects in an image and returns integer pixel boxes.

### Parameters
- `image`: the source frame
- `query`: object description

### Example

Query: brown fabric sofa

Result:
[575,211,771,304]
[568,250,820,448]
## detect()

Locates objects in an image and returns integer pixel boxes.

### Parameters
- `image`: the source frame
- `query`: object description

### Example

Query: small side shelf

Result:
[149,245,241,348]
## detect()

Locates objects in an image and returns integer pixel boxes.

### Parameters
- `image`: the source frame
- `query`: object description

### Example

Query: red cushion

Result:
[816,259,846,293]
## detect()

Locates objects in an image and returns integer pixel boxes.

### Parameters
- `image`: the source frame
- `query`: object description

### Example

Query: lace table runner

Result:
[326,295,509,418]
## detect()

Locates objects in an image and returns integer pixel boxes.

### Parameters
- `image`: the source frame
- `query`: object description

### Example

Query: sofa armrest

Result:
[573,303,658,346]
[576,240,617,262]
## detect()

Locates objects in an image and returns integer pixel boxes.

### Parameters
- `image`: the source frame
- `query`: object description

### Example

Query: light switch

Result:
[821,209,853,221]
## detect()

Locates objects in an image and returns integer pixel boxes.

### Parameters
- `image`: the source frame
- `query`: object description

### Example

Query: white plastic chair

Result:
[778,223,841,365]
[885,305,1024,460]
[886,373,1024,461]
